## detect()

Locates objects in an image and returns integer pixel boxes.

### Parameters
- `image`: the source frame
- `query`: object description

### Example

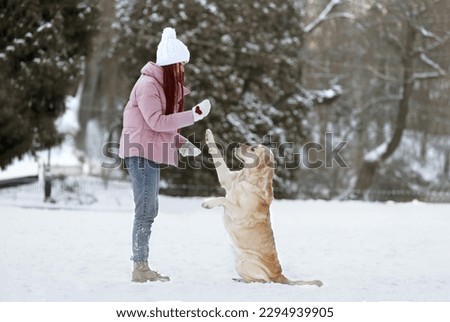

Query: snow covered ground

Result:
[0,178,449,302]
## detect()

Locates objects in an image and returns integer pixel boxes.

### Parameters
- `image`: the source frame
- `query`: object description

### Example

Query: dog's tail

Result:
[275,274,323,287]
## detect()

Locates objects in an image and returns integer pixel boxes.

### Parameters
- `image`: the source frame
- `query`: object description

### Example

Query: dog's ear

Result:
[258,163,274,203]
[255,147,274,170]
[255,148,274,203]
[263,148,275,169]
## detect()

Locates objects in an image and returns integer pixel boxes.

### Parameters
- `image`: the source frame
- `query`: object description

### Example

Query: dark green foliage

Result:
[0,0,97,169]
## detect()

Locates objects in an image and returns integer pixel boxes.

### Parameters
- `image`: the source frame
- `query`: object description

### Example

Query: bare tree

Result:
[353,0,449,198]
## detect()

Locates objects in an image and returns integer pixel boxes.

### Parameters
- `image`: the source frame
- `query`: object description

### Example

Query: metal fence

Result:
[1,175,449,204]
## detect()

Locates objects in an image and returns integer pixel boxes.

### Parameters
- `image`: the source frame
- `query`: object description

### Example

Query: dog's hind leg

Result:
[234,258,273,283]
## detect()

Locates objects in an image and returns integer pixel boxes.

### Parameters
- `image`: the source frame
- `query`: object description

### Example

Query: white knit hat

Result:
[156,27,190,66]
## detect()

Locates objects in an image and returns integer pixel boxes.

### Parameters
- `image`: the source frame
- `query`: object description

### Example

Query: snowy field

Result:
[0,178,449,302]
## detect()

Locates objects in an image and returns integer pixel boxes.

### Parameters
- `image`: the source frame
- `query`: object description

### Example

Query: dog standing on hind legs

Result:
[202,129,323,287]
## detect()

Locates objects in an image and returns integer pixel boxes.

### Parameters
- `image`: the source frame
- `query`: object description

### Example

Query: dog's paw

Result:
[205,129,215,145]
[232,278,249,283]
[201,200,216,209]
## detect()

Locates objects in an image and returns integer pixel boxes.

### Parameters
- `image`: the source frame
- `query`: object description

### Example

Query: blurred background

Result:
[1,0,449,202]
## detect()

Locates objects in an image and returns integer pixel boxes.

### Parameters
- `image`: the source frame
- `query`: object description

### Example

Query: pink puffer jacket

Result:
[118,62,194,166]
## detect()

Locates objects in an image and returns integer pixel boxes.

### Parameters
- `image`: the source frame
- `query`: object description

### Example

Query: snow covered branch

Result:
[326,12,356,20]
[364,142,388,163]
[418,26,442,42]
[411,51,447,81]
[386,31,403,51]
[302,0,343,34]
[366,65,398,82]
[412,71,442,80]
[412,24,450,54]
[419,53,446,76]
[423,32,450,52]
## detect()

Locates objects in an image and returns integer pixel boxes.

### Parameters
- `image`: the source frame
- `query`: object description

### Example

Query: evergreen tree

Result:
[0,0,97,169]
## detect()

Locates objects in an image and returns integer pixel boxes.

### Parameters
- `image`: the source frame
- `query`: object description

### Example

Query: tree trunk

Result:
[353,24,416,199]
[76,0,118,153]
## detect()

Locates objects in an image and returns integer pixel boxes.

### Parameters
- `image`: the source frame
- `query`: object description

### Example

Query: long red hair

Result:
[163,63,184,115]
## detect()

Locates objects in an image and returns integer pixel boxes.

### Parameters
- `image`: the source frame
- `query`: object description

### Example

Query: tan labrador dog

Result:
[202,129,322,287]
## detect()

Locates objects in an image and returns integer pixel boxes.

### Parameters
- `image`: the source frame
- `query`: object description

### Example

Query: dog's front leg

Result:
[202,197,238,213]
[201,197,225,209]
[205,129,235,190]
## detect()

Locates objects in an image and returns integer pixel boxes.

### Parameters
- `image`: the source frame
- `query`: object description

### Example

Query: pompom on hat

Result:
[156,27,190,66]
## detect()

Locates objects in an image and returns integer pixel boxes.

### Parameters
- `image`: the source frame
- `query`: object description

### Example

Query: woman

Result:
[119,27,211,282]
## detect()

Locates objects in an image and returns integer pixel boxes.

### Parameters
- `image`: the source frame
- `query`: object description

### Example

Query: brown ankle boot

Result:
[132,261,170,283]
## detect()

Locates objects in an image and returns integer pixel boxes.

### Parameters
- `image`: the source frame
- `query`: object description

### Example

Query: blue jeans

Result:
[124,157,160,263]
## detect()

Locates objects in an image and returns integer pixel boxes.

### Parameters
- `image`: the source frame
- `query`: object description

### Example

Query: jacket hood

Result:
[141,62,163,82]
